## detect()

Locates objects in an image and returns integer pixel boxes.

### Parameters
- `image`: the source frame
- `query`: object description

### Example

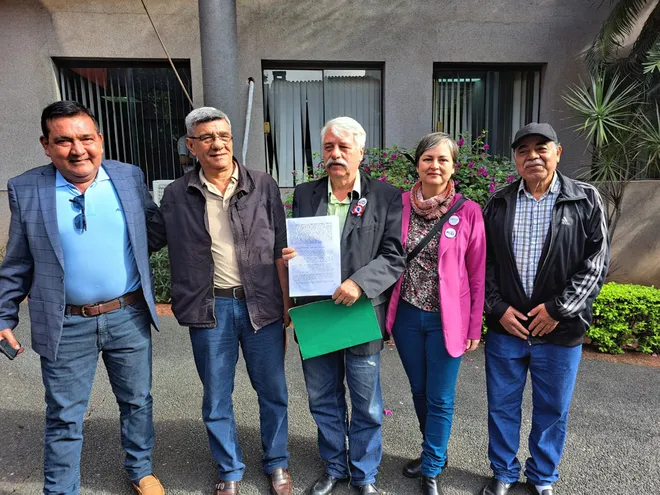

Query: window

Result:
[263,63,383,186]
[433,65,542,157]
[55,59,194,184]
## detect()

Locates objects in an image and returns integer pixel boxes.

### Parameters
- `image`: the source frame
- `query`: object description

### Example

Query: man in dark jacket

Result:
[283,117,405,495]
[480,123,610,495]
[148,107,293,495]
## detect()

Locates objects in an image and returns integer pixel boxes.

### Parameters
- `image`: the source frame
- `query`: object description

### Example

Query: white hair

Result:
[185,107,231,135]
[321,116,367,149]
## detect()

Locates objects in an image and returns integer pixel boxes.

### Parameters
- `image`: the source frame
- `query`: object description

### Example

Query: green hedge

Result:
[588,282,660,354]
[150,248,171,303]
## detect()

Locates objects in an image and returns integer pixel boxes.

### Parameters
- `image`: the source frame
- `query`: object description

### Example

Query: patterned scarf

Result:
[410,179,456,220]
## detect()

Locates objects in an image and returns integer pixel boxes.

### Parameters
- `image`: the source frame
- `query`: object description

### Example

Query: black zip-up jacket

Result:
[147,160,287,330]
[483,172,610,346]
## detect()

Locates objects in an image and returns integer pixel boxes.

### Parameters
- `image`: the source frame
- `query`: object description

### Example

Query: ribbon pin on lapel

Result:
[351,197,368,217]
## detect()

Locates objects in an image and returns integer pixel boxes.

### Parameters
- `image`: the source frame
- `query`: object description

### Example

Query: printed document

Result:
[286,216,341,297]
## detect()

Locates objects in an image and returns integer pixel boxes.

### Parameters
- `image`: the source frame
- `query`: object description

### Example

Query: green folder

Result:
[289,296,382,360]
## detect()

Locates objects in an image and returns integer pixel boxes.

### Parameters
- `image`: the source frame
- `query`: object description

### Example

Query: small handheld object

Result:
[0,339,20,360]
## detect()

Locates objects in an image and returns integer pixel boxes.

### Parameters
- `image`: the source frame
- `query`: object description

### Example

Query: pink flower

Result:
[478,167,488,177]
[506,174,516,183]
[457,137,465,147]
[468,161,475,168]
[489,182,496,193]
[365,166,371,174]
[483,144,490,152]
[379,176,387,181]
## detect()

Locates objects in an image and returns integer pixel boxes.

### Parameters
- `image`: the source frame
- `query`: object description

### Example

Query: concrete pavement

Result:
[1,306,658,494]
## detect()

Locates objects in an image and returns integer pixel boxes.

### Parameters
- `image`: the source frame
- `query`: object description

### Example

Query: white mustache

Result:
[525,159,544,167]
[326,158,348,168]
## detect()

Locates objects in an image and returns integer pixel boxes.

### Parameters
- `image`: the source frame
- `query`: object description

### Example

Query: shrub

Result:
[284,131,517,216]
[589,282,660,354]
[150,248,171,303]
[454,132,517,207]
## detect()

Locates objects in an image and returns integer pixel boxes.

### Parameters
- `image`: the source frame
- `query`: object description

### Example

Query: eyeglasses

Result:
[69,195,87,232]
[188,132,233,145]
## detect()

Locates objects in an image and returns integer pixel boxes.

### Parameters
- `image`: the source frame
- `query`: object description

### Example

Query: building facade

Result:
[1,0,658,284]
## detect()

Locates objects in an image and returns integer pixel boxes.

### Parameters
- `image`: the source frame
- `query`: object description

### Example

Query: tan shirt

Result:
[199,166,242,288]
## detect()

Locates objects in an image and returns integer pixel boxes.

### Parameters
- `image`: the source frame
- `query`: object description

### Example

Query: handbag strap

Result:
[406,197,467,263]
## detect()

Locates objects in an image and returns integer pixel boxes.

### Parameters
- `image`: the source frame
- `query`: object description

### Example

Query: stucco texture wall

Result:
[0,0,202,190]
[609,182,660,287]
[237,0,610,178]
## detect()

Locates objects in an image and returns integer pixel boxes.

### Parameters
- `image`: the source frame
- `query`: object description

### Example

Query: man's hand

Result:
[0,328,24,357]
[528,303,559,337]
[465,339,480,352]
[499,306,529,340]
[283,297,293,328]
[332,279,363,306]
[281,247,297,267]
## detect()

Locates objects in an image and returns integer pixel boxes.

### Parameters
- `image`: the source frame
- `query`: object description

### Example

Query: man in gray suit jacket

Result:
[283,117,405,495]
[0,101,164,495]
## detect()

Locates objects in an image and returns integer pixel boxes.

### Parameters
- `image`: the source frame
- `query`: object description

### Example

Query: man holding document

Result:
[283,117,405,495]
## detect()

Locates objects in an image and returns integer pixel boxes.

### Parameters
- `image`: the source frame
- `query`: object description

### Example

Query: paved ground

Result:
[1,307,658,495]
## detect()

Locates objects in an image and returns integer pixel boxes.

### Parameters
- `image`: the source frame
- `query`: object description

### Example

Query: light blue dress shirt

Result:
[56,166,141,305]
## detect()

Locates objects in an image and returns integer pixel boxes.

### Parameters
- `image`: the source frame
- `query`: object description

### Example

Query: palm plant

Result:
[563,75,645,235]
[585,0,660,100]
[562,1,660,237]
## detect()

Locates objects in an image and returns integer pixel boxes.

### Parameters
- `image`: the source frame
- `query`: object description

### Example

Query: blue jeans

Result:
[41,299,154,495]
[485,331,582,485]
[189,297,289,481]
[392,301,462,477]
[301,349,383,486]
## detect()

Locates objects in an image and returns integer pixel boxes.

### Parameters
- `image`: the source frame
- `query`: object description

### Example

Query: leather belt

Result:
[67,290,144,317]
[213,286,245,299]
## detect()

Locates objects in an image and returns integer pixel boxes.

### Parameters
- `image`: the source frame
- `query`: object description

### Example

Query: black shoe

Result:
[354,484,379,494]
[403,455,449,478]
[421,476,442,495]
[480,477,513,495]
[525,481,553,495]
[309,474,346,495]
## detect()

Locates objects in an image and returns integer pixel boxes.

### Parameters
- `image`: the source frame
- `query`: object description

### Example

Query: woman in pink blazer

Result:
[385,132,486,495]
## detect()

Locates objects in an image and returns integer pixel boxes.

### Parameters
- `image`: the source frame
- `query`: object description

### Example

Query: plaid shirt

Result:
[513,173,561,297]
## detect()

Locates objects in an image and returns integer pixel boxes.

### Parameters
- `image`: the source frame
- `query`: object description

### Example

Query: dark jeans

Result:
[301,349,383,486]
[485,331,582,485]
[189,297,289,481]
[392,301,462,477]
[41,300,154,494]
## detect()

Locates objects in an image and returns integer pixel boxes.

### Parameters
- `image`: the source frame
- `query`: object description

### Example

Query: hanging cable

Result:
[140,0,194,107]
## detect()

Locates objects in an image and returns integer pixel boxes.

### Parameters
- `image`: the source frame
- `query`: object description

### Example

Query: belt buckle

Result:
[80,305,91,317]
[232,287,240,299]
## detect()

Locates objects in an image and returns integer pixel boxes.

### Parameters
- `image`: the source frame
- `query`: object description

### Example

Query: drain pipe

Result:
[242,77,255,166]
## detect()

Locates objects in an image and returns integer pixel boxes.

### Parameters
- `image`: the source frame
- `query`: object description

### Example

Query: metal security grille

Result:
[56,60,193,184]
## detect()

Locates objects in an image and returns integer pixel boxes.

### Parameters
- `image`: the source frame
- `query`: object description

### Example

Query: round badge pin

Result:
[449,215,460,226]
[358,198,368,207]
[445,228,457,239]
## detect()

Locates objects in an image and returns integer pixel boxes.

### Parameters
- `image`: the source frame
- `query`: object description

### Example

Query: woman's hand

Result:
[465,339,480,352]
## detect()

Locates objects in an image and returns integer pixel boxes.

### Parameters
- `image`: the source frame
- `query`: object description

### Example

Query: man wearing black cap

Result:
[480,123,610,495]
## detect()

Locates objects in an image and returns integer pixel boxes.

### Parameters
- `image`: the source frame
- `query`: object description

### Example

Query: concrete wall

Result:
[236,0,610,178]
[610,181,660,287]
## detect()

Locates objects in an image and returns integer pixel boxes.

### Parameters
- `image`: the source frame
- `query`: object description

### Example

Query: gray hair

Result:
[185,107,232,136]
[321,117,367,149]
[414,132,459,165]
